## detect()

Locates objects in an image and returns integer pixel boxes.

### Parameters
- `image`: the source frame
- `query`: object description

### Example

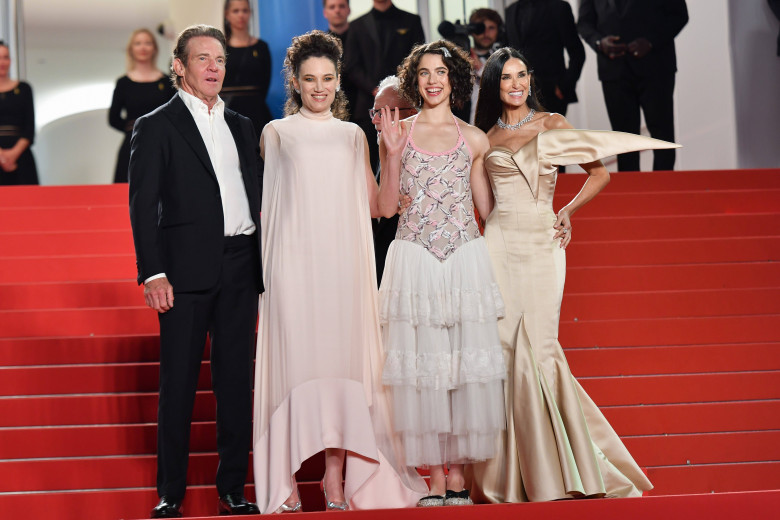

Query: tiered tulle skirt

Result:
[379,238,507,467]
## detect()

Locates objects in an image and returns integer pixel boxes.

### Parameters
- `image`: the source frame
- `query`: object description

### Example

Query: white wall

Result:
[675,0,739,171]
[36,109,123,185]
[729,0,780,169]
[24,0,172,185]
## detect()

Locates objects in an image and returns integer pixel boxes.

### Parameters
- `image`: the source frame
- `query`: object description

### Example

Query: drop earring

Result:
[294,88,300,94]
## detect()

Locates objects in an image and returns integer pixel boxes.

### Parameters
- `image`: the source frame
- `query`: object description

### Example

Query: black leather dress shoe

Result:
[218,493,260,515]
[151,496,183,518]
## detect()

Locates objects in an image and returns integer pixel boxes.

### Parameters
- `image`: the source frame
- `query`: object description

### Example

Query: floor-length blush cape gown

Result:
[470,129,680,502]
[253,107,428,514]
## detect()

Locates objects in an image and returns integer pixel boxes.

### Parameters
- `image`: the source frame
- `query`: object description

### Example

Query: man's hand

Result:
[599,35,627,59]
[144,277,174,313]
[627,37,652,59]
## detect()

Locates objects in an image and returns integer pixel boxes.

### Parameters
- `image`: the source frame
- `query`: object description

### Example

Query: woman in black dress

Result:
[222,0,273,137]
[108,28,175,183]
[0,41,38,185]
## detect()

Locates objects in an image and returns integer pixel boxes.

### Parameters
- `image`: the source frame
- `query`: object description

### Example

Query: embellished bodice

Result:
[395,116,481,261]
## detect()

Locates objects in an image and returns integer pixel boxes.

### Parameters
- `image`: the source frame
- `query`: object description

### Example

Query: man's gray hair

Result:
[377,75,401,93]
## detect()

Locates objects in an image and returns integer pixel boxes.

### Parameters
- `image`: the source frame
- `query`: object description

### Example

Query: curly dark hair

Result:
[283,30,348,120]
[397,39,474,110]
[474,47,545,133]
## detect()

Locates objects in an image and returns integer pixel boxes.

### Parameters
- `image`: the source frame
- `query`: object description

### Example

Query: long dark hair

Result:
[474,47,545,133]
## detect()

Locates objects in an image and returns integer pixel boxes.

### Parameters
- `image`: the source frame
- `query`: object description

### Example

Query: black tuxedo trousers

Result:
[157,234,259,500]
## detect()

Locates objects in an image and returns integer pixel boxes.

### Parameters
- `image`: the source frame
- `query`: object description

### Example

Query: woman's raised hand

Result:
[380,106,405,157]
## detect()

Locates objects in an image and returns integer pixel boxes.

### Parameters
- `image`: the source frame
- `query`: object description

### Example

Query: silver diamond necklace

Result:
[497,109,536,130]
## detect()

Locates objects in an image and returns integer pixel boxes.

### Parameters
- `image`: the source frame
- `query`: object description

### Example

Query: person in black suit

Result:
[578,0,688,171]
[344,0,425,172]
[505,0,585,120]
[323,0,359,115]
[128,25,262,519]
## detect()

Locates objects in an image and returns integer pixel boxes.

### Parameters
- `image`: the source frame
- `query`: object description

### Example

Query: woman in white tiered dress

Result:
[377,40,506,506]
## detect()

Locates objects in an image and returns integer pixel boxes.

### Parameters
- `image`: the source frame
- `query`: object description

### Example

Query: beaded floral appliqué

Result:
[396,139,481,261]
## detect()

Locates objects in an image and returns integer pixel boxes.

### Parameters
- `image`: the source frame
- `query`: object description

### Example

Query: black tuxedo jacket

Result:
[344,5,425,123]
[505,0,585,103]
[128,94,263,293]
[578,0,689,81]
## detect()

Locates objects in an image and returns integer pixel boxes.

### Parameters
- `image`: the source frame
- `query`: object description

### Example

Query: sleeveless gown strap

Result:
[407,114,465,153]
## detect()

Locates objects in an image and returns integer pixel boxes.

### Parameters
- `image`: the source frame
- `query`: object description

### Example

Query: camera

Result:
[437,20,486,52]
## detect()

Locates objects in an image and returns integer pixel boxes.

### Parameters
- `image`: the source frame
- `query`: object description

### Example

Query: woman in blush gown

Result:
[377,40,506,507]
[252,31,427,515]
[467,47,679,503]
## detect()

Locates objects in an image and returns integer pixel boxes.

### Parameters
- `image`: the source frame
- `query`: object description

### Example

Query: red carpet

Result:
[0,169,778,519]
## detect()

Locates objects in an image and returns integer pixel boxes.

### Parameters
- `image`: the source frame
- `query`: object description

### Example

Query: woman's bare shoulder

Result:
[458,119,490,154]
[540,112,573,130]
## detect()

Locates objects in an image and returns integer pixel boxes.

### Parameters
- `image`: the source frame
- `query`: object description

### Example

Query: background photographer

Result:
[437,9,503,124]
[468,9,503,124]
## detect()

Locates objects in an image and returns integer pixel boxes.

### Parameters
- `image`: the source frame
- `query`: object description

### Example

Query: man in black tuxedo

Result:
[578,0,688,171]
[128,25,262,519]
[505,0,585,119]
[344,0,425,172]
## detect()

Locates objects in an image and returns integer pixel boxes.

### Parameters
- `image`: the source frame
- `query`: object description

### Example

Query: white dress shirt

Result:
[144,89,255,284]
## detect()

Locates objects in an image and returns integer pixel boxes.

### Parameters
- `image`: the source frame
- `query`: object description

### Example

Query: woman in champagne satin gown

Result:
[468,48,679,502]
[253,31,426,514]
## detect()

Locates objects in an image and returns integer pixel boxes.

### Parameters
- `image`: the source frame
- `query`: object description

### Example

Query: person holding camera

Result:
[467,9,503,124]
